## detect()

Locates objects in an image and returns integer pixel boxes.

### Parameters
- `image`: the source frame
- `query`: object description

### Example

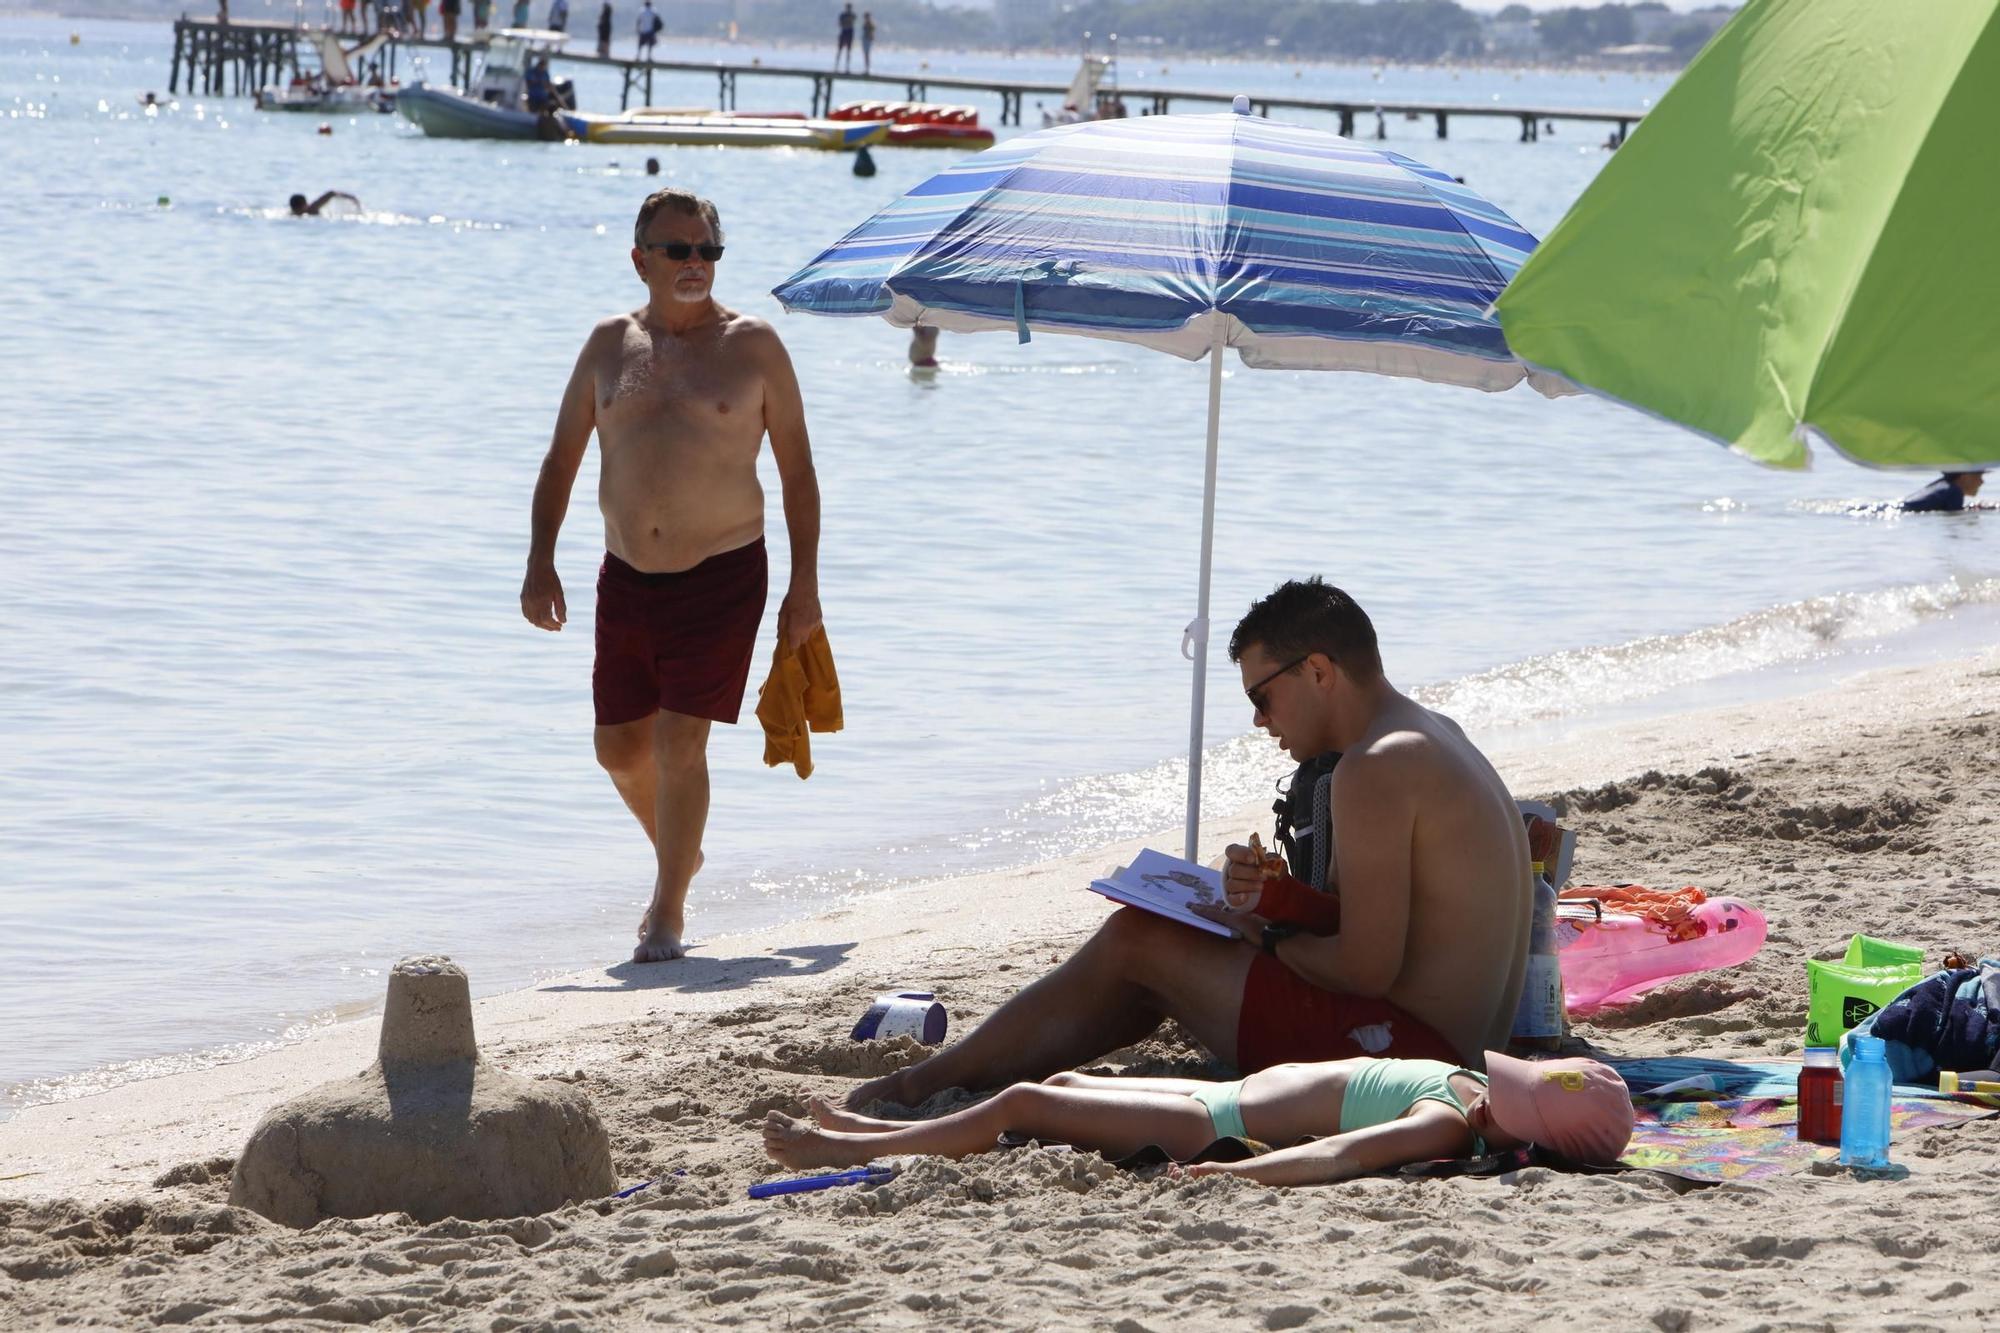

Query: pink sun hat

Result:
[1483,1052,1634,1164]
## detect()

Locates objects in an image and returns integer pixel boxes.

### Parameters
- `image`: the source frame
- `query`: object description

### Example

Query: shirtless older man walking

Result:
[521,187,822,963]
[848,578,1528,1107]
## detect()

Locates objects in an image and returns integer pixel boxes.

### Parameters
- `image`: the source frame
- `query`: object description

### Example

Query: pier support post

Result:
[170,24,183,94]
[1000,89,1019,124]
[1518,113,1537,142]
[1337,106,1353,136]
[1434,110,1448,139]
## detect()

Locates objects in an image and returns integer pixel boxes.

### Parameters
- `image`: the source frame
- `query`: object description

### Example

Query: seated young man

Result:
[847,578,1532,1111]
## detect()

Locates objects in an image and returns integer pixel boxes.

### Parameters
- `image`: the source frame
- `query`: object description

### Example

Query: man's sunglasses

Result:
[1245,655,1308,715]
[644,241,725,262]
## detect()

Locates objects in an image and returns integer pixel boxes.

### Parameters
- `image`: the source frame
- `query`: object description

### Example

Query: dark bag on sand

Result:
[1852,958,2000,1083]
[1272,751,1340,890]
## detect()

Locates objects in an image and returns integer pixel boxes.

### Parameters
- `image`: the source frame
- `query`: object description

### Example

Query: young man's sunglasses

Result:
[644,242,725,262]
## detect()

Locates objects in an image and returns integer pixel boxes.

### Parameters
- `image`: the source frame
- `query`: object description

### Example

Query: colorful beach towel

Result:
[1620,1094,1995,1184]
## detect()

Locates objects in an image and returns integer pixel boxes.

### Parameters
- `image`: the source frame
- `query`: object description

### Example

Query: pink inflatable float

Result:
[1556,890,1768,1014]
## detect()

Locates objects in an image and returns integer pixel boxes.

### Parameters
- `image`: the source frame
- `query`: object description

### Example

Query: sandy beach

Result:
[3,647,1996,1330]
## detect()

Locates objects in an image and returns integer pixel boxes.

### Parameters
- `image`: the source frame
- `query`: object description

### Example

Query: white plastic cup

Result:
[850,992,947,1044]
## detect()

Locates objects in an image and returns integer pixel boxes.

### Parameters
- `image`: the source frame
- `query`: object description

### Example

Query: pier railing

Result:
[168,18,1644,142]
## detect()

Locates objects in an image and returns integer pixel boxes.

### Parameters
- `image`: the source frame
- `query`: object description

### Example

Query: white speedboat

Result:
[397,29,573,140]
[559,110,890,150]
[255,30,396,114]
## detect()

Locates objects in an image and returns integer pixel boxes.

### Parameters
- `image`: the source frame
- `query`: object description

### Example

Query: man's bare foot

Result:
[634,851,702,960]
[842,1067,919,1111]
[809,1094,898,1134]
[632,923,686,963]
[762,1111,874,1170]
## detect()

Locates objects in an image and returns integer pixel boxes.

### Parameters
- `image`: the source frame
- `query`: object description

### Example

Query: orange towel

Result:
[1561,883,1709,942]
[755,625,843,779]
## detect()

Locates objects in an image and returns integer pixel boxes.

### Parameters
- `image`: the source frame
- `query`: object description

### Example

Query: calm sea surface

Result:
[2,16,1994,1116]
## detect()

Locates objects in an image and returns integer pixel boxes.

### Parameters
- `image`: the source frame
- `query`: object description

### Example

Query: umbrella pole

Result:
[1183,322,1226,862]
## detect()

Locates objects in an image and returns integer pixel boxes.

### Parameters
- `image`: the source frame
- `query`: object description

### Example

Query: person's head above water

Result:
[644,156,660,175]
[1945,470,1986,497]
[1227,577,1384,760]
[288,193,310,215]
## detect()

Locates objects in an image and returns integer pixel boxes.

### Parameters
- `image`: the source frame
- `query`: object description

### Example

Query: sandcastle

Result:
[228,955,615,1228]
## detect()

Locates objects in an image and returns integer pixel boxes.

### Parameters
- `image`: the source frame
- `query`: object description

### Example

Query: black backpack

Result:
[1272,751,1340,890]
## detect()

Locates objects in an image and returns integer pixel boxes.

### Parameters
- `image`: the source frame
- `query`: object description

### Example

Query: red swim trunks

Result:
[1234,953,1459,1073]
[592,540,767,727]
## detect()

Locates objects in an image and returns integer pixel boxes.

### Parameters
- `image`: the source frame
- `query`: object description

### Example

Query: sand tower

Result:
[228,955,614,1227]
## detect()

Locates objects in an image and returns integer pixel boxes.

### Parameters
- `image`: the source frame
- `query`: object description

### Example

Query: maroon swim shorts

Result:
[592,539,767,727]
[1234,953,1459,1073]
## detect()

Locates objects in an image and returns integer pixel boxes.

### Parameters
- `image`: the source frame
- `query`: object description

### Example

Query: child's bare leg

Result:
[809,1094,909,1133]
[1043,1071,1215,1096]
[765,1083,1217,1170]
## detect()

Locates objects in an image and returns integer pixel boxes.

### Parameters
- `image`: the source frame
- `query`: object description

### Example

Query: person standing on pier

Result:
[520,188,825,965]
[441,0,460,43]
[635,0,660,58]
[861,11,875,74]
[835,2,856,72]
[547,0,569,32]
[596,1,613,57]
[511,0,529,28]
[472,0,490,34]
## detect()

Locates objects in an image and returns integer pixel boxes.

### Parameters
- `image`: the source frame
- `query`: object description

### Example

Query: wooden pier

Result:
[168,17,1643,142]
[168,16,299,96]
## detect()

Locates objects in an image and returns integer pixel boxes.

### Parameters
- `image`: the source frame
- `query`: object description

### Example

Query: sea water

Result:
[1,17,1994,1118]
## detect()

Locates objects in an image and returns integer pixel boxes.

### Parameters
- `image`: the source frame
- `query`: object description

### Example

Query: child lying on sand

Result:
[765,1053,1633,1186]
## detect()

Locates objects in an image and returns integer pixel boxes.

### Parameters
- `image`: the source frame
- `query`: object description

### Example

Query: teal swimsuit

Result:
[1192,1058,1487,1154]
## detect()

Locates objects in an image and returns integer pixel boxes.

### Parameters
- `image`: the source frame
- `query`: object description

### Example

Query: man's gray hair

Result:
[633,188,723,248]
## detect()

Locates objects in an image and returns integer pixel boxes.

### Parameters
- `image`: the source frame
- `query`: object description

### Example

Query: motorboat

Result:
[828,101,995,149]
[254,29,396,114]
[396,29,574,140]
[559,110,890,150]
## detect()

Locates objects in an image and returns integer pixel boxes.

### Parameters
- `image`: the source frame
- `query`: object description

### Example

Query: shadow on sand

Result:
[539,941,855,996]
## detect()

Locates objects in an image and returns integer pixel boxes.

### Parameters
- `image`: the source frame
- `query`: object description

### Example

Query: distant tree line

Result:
[658,0,1729,65]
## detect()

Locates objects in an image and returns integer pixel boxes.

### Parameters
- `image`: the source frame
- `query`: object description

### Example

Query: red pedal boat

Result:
[829,101,996,150]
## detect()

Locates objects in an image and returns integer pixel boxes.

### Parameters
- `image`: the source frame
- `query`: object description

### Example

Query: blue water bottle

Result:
[1838,1035,1893,1167]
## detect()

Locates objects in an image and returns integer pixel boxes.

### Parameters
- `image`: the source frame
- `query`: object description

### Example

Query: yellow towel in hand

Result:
[756,625,843,779]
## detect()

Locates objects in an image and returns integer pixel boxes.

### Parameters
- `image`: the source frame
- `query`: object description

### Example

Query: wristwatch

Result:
[1259,921,1299,955]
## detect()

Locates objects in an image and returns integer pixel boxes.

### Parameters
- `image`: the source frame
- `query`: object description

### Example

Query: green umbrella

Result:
[1496,0,2000,471]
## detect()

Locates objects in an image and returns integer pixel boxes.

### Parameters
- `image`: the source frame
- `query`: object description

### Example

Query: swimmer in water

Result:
[289,190,360,216]
[1898,470,1985,513]
[908,324,939,369]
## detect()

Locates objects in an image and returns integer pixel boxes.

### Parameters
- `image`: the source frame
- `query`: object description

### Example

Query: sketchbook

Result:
[1086,849,1234,937]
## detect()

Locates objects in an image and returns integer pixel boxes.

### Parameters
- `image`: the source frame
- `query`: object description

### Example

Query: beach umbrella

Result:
[1495,0,2000,472]
[774,102,1559,859]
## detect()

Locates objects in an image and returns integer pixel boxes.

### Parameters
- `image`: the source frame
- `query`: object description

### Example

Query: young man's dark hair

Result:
[1227,577,1383,681]
[633,187,722,248]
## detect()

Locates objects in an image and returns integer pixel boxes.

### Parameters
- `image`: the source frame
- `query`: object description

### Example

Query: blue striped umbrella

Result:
[774,101,1559,858]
